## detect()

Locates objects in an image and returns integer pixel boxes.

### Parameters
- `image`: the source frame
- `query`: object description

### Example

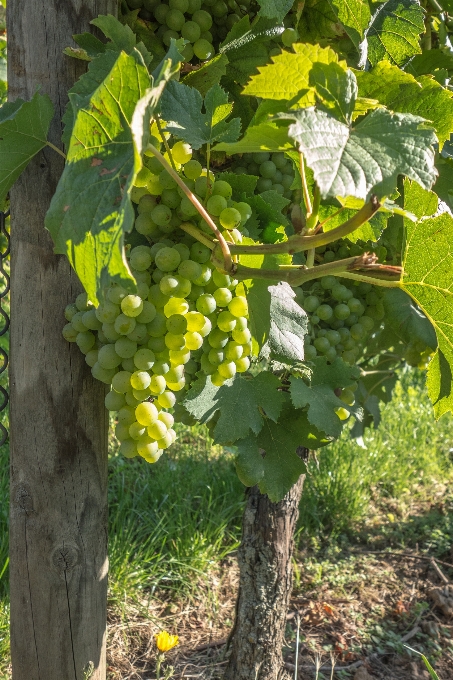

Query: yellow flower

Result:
[155,630,179,653]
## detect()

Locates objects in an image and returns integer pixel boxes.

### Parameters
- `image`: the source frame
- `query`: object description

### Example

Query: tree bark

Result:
[224,459,307,680]
[8,2,115,679]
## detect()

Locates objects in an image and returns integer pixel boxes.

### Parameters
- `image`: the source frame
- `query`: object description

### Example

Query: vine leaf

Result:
[182,54,229,96]
[160,81,240,149]
[257,0,293,22]
[363,0,425,68]
[242,43,343,102]
[92,14,152,66]
[0,91,54,209]
[235,402,325,502]
[290,357,361,437]
[309,62,357,124]
[220,16,283,85]
[216,171,258,198]
[382,288,437,350]
[183,373,285,444]
[401,181,453,418]
[281,106,437,200]
[46,51,175,304]
[327,0,371,50]
[355,61,453,149]
[214,122,291,153]
[72,32,106,59]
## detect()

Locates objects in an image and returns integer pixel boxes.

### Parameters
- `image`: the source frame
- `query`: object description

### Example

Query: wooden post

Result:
[8,2,115,678]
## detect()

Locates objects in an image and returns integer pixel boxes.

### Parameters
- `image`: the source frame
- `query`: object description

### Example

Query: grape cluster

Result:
[63,143,253,464]
[126,0,257,62]
[230,152,295,200]
[294,275,384,366]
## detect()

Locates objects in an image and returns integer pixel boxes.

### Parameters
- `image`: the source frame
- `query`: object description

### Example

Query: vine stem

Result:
[299,151,312,216]
[229,197,381,256]
[46,141,66,159]
[146,143,233,272]
[155,118,177,172]
[179,221,215,249]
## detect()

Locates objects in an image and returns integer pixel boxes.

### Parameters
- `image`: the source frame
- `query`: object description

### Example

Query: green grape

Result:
[212,270,231,288]
[256,177,273,193]
[120,440,139,459]
[131,370,151,391]
[186,311,206,332]
[155,246,182,272]
[148,285,170,309]
[316,304,333,321]
[150,374,167,394]
[320,276,337,290]
[193,38,214,59]
[187,0,202,11]
[211,371,225,387]
[342,350,356,365]
[325,330,341,346]
[235,202,252,224]
[196,293,216,315]
[185,331,203,349]
[166,314,188,334]
[165,332,186,350]
[112,371,132,393]
[340,388,355,406]
[334,304,351,320]
[81,309,102,331]
[178,259,202,282]
[75,292,92,311]
[159,411,175,430]
[152,359,170,375]
[122,358,136,372]
[131,186,148,203]
[102,322,121,342]
[132,386,152,401]
[76,331,95,353]
[169,348,191,364]
[208,327,229,348]
[182,20,201,41]
[179,196,199,217]
[137,194,157,214]
[64,303,78,322]
[107,286,127,306]
[166,8,185,30]
[217,310,236,332]
[71,311,88,333]
[218,361,236,379]
[271,152,287,169]
[181,43,194,61]
[164,297,189,317]
[152,204,173,227]
[130,246,152,271]
[208,348,224,365]
[232,327,251,344]
[115,421,130,441]
[129,421,147,440]
[350,323,365,340]
[272,184,285,195]
[115,314,137,335]
[136,401,159,426]
[159,275,179,296]
[134,348,156,370]
[170,0,189,11]
[236,356,250,373]
[135,301,157,325]
[348,297,365,315]
[304,345,317,360]
[207,194,228,216]
[228,296,248,317]
[212,180,233,199]
[201,354,216,375]
[161,188,181,209]
[91,362,117,384]
[259,160,277,179]
[325,347,337,362]
[121,295,144,318]
[303,296,319,312]
[85,349,99,367]
[158,390,176,408]
[192,263,212,285]
[219,207,241,229]
[173,243,191,261]
[115,337,137,359]
[225,341,242,361]
[214,287,233,307]
[314,337,330,353]
[148,420,168,440]
[281,27,298,46]
[148,336,167,353]
[127,323,148,343]
[255,151,270,163]
[360,316,374,331]
[98,344,122,369]
[184,159,203,179]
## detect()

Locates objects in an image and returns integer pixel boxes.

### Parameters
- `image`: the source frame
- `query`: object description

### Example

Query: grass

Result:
[0,371,453,676]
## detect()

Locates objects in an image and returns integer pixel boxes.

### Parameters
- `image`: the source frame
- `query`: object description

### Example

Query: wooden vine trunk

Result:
[8,2,115,678]
[225,462,306,680]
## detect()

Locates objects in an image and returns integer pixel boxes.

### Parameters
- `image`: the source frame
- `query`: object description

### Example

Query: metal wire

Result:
[0,209,10,445]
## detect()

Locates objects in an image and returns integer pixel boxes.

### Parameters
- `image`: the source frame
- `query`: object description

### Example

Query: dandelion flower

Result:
[155,630,179,653]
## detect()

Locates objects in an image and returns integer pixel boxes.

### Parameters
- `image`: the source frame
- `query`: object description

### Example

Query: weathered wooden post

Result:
[8,2,115,678]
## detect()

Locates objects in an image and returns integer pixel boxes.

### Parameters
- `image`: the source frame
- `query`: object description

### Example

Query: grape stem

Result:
[229,196,381,256]
[179,221,215,250]
[155,117,178,173]
[146,143,233,272]
[299,151,312,216]
[46,141,66,159]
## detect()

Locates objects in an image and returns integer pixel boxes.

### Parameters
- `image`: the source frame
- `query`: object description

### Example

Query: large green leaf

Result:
[214,122,292,154]
[235,403,322,501]
[183,372,285,444]
[365,0,425,68]
[401,181,453,417]
[257,0,293,22]
[406,50,453,77]
[281,107,437,200]
[160,81,240,149]
[182,54,229,96]
[355,61,453,149]
[0,92,54,209]
[46,51,173,304]
[290,357,361,437]
[242,43,343,102]
[220,16,283,85]
[328,0,371,49]
[309,62,357,124]
[298,0,343,42]
[382,288,437,350]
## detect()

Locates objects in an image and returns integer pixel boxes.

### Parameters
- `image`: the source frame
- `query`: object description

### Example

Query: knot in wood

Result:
[14,484,33,513]
[51,543,79,577]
